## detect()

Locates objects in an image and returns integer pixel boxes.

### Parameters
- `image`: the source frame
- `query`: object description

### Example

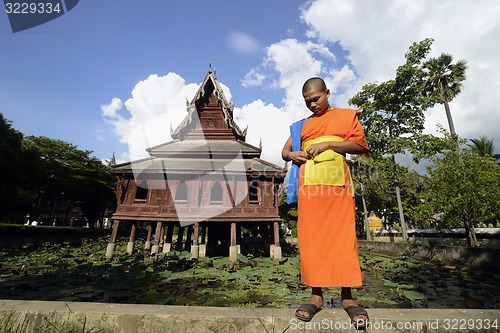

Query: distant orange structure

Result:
[368,211,383,232]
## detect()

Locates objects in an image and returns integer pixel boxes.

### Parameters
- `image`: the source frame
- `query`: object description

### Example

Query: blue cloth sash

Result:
[286,118,306,204]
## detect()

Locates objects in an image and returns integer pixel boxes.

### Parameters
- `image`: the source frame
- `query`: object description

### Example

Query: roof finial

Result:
[208,61,212,73]
[259,137,262,150]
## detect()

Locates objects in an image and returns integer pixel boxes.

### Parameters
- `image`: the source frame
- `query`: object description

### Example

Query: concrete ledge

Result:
[358,240,500,269]
[1,300,499,332]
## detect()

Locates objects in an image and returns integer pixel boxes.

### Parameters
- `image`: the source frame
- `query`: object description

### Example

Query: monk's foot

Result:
[341,298,369,328]
[296,295,323,320]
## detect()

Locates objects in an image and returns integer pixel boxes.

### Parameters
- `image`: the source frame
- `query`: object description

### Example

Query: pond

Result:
[0,236,498,310]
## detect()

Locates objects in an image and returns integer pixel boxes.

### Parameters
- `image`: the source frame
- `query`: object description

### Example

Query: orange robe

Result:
[297,107,368,287]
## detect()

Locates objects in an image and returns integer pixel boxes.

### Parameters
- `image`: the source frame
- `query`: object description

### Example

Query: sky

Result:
[2,0,499,172]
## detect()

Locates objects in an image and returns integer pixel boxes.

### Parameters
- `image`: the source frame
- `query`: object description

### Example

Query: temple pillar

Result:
[200,225,207,244]
[229,222,238,262]
[175,226,185,251]
[271,221,282,260]
[236,224,241,254]
[151,221,163,256]
[126,221,137,255]
[159,225,165,249]
[144,223,153,250]
[199,225,207,257]
[106,219,120,260]
[163,224,173,253]
[191,223,200,259]
[185,225,193,252]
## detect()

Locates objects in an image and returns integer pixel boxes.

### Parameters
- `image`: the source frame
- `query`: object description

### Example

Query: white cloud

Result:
[324,65,357,106]
[101,97,123,118]
[102,73,199,160]
[226,30,261,56]
[300,0,500,148]
[234,100,290,166]
[236,38,356,166]
[301,0,425,79]
[103,0,500,168]
[96,129,105,142]
[102,72,297,167]
[121,38,340,169]
[241,69,265,88]
[258,38,343,117]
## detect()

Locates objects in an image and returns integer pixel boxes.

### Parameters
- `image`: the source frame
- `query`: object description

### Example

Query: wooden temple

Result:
[106,68,287,261]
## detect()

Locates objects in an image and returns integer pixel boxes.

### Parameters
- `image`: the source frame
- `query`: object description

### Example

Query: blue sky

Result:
[2,0,499,169]
[1,0,312,160]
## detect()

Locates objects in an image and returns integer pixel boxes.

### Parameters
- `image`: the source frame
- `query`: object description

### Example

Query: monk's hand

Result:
[306,142,330,158]
[289,151,309,164]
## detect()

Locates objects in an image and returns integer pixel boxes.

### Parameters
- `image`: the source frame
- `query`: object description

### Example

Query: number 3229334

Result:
[443,318,498,330]
[5,2,62,14]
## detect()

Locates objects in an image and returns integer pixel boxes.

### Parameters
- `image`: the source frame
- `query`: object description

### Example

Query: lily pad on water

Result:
[0,236,498,309]
[384,280,414,290]
[237,253,249,263]
[158,270,172,279]
[273,287,288,298]
[404,290,426,302]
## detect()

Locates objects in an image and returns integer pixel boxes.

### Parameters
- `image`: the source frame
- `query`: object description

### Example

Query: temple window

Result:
[175,181,188,204]
[210,182,223,205]
[134,181,148,203]
[249,180,261,205]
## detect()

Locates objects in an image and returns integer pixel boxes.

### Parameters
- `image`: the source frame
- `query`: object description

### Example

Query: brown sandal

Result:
[295,303,321,322]
[343,305,369,330]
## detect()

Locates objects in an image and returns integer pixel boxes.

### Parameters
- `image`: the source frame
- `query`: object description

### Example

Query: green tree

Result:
[352,156,427,231]
[467,136,500,164]
[0,113,38,221]
[350,157,371,240]
[400,169,431,229]
[79,156,116,227]
[22,136,116,226]
[423,53,468,138]
[415,147,500,247]
[349,38,448,241]
[278,188,298,236]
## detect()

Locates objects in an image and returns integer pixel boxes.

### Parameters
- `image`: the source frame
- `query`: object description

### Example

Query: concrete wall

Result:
[359,240,500,269]
[371,228,500,249]
[372,236,500,249]
[1,300,499,333]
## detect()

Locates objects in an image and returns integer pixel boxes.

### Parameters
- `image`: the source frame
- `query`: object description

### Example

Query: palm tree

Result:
[468,136,500,164]
[423,53,468,138]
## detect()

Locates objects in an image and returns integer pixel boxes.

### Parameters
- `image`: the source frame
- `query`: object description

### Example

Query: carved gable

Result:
[170,69,246,141]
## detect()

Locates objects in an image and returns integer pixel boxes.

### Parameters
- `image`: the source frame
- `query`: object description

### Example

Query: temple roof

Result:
[113,157,285,174]
[170,68,247,141]
[112,68,286,178]
[146,139,261,157]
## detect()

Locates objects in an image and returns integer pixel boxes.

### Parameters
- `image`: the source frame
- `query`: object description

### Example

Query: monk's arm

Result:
[306,140,368,158]
[282,136,308,164]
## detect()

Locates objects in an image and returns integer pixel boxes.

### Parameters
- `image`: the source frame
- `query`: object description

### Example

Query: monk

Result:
[281,77,369,330]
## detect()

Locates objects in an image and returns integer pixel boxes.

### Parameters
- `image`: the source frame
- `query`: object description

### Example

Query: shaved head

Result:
[301,77,331,115]
[302,77,327,94]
